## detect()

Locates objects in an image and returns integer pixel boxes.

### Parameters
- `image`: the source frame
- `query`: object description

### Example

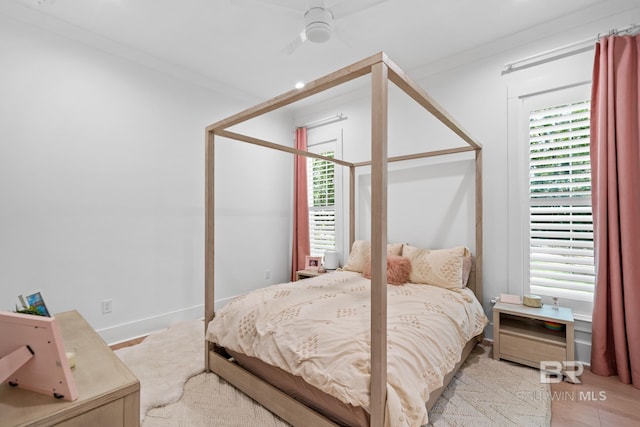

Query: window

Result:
[508,79,594,317]
[506,49,595,318]
[528,100,594,302]
[307,143,336,257]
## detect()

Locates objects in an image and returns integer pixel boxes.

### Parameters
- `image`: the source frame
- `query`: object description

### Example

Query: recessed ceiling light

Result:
[295,82,305,89]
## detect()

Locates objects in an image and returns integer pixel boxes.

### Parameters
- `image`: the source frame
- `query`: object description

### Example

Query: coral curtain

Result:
[589,33,640,388]
[291,127,310,281]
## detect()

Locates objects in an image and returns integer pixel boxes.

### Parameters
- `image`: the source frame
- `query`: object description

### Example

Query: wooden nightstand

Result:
[295,269,325,280]
[0,310,140,427]
[493,302,575,370]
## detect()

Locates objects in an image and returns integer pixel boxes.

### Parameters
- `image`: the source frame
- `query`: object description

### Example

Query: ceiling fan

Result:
[262,0,389,54]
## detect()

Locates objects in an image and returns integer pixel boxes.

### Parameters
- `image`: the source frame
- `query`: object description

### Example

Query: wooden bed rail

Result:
[206,53,383,132]
[352,146,477,168]
[215,130,354,167]
[209,351,339,427]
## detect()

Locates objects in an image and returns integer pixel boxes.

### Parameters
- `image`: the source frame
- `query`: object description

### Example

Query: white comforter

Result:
[206,271,488,427]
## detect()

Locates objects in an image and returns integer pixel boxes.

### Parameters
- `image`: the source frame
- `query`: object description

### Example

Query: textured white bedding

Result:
[206,271,488,427]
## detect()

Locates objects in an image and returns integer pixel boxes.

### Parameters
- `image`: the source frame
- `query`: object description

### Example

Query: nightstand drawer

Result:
[500,332,566,363]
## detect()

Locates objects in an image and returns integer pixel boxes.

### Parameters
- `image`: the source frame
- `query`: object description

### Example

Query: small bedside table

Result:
[493,301,575,370]
[296,269,325,280]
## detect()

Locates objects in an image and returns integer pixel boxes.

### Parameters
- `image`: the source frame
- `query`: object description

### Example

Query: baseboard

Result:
[575,339,592,365]
[98,296,237,345]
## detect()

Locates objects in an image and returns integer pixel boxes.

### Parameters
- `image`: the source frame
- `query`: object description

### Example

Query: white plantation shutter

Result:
[307,151,336,257]
[528,100,594,301]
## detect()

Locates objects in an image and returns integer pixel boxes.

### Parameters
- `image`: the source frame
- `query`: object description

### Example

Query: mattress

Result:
[207,271,488,427]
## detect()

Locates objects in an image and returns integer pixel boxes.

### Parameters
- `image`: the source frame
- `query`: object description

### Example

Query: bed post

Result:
[205,130,215,370]
[349,165,356,250]
[370,60,389,427]
[475,148,483,303]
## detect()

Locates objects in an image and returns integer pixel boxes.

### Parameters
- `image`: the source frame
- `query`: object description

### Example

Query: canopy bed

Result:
[204,52,484,427]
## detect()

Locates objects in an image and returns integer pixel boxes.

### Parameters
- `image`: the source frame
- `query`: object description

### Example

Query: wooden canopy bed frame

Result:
[204,52,483,427]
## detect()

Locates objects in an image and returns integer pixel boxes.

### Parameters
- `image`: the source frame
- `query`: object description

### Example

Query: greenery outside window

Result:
[307,149,335,257]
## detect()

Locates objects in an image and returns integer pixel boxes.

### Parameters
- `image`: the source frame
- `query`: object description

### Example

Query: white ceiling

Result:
[4,0,639,100]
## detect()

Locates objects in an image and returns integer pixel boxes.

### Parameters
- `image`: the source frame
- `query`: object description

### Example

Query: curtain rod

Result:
[502,23,640,75]
[297,113,347,130]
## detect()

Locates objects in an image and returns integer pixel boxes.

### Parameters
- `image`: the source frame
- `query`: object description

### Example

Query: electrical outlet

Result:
[101,299,113,314]
[265,270,271,280]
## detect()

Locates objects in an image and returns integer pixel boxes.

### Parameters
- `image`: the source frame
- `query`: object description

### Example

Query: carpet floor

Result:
[116,320,551,426]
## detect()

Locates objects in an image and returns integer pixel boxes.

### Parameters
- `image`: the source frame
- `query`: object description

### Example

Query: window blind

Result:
[307,152,336,257]
[528,100,594,301]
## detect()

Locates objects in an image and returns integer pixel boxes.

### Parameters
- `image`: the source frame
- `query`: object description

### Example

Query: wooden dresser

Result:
[0,310,140,427]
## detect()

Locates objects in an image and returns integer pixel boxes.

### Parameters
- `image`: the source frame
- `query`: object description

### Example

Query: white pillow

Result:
[342,240,404,273]
[402,245,469,289]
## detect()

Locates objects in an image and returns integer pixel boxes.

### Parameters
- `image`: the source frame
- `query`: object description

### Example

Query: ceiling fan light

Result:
[304,7,333,44]
[306,21,332,43]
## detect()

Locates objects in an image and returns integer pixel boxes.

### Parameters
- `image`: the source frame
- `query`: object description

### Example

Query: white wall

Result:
[293,6,640,364]
[0,13,293,343]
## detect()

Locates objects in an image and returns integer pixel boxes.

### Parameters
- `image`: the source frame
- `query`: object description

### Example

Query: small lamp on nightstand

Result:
[323,249,339,270]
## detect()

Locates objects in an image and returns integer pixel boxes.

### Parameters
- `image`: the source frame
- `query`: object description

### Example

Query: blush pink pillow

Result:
[363,255,412,285]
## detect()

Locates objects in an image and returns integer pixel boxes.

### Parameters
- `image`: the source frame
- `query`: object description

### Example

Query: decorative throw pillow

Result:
[462,256,473,287]
[342,240,404,273]
[402,245,469,289]
[342,240,371,273]
[362,255,412,285]
[387,242,403,256]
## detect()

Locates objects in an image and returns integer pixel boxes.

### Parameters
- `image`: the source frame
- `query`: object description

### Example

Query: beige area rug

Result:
[428,345,551,426]
[114,319,205,422]
[118,320,550,426]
